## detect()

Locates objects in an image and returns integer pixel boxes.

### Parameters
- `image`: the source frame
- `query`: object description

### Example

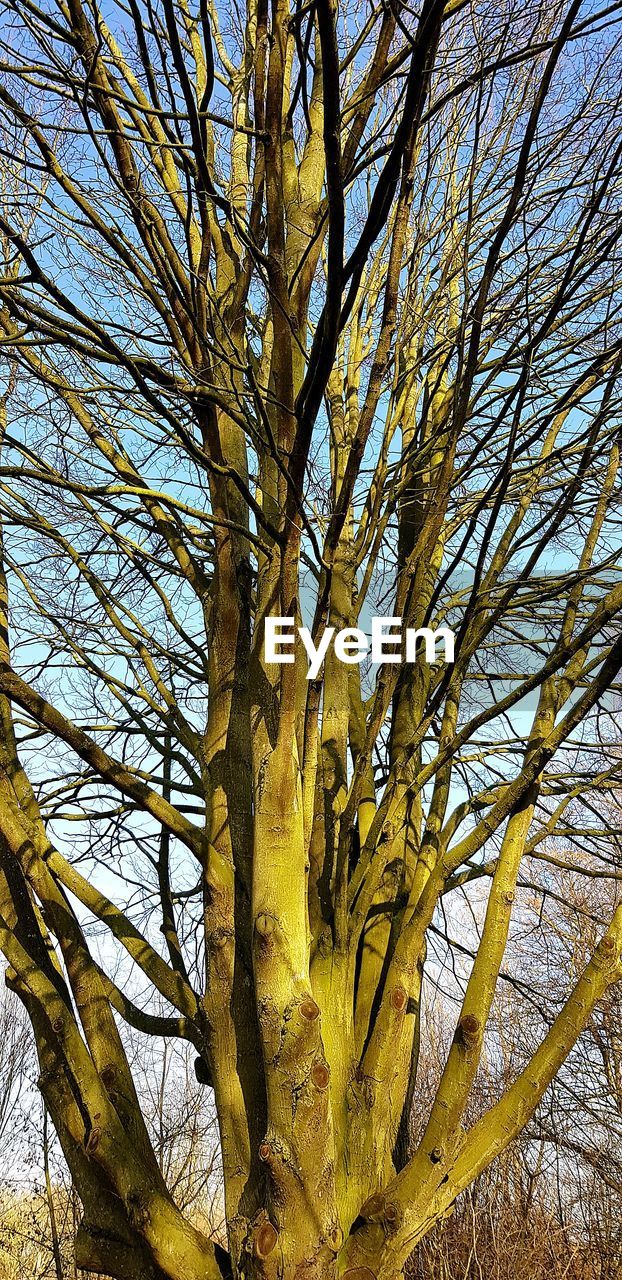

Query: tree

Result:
[0,983,224,1280]
[0,0,621,1275]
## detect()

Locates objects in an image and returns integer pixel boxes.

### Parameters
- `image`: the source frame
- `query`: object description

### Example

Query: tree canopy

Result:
[0,0,621,1277]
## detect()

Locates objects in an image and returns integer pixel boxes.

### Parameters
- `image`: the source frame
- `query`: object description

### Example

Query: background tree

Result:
[0,0,621,1277]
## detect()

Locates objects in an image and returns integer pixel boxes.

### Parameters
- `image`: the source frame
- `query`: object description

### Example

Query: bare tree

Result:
[0,0,621,1276]
[0,975,29,1167]
[0,987,222,1280]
